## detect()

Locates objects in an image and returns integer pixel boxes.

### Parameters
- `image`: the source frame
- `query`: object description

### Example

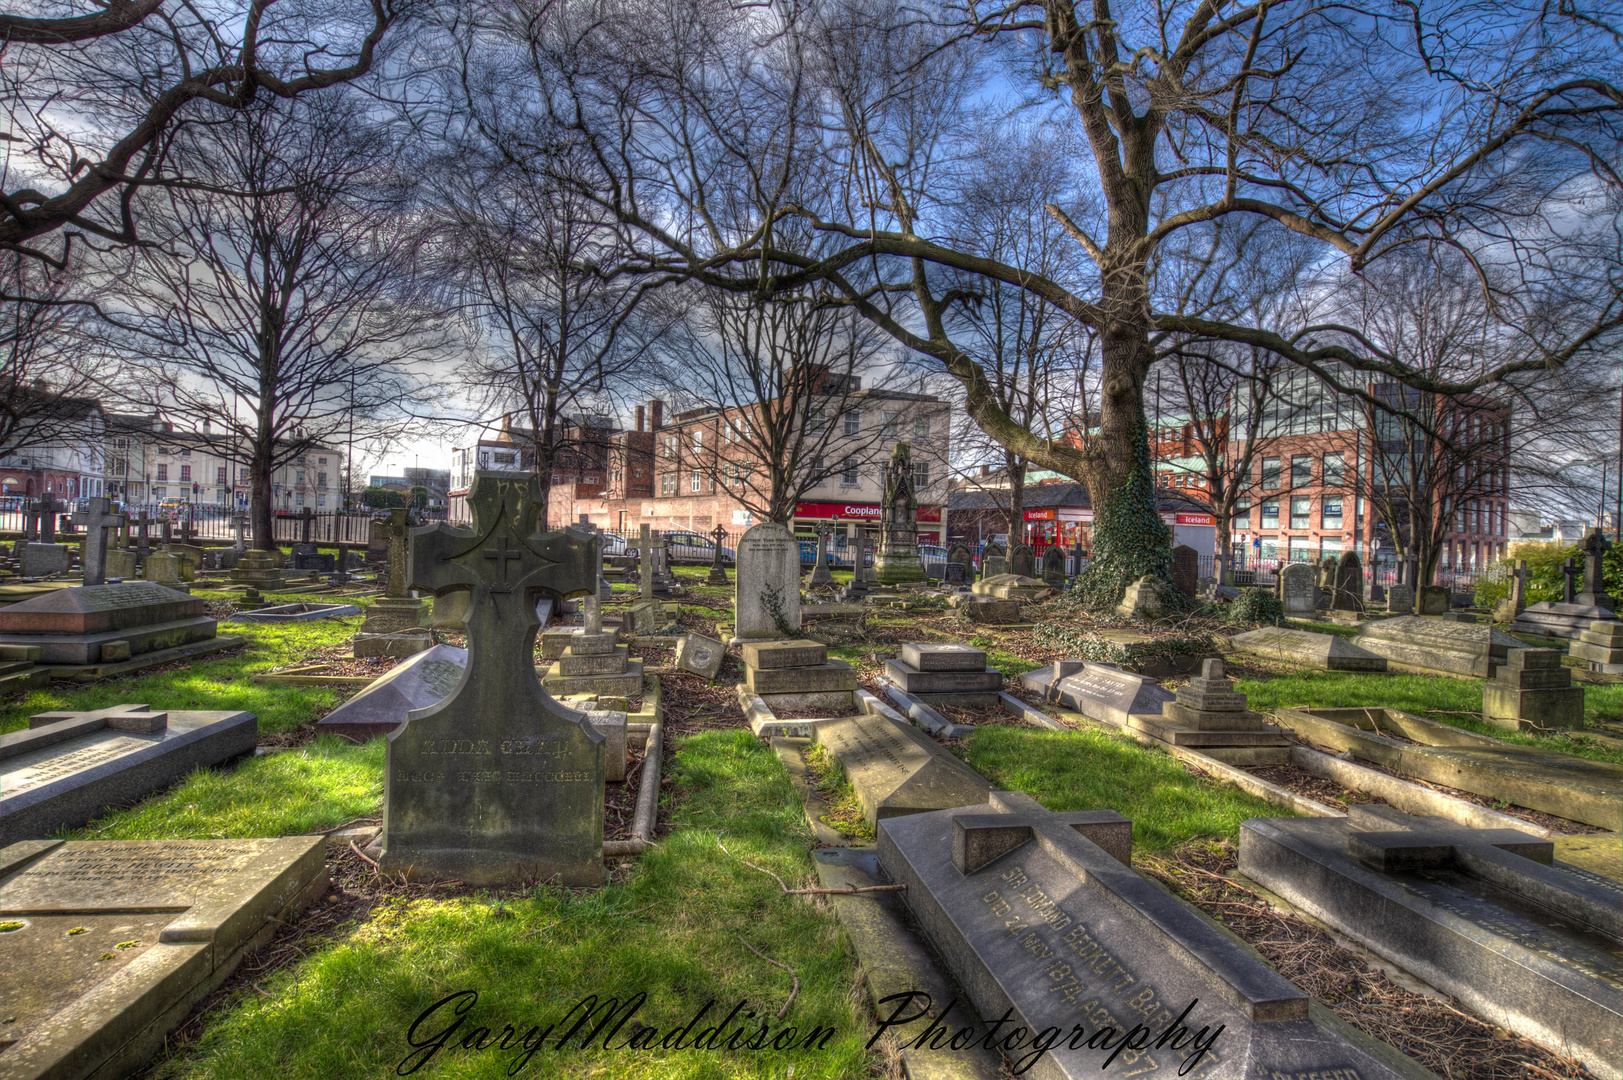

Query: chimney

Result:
[980,464,990,478]
[635,405,645,432]
[649,400,664,431]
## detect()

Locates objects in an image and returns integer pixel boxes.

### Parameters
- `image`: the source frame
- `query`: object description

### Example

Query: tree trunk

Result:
[250,437,274,552]
[1004,457,1025,544]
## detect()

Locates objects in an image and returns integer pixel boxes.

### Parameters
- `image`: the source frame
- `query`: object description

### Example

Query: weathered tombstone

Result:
[1115,573,1176,620]
[946,542,973,579]
[134,513,152,562]
[1227,627,1388,671]
[638,523,655,599]
[873,443,926,584]
[1,703,258,838]
[1007,543,1035,579]
[355,510,430,655]
[19,543,71,577]
[0,582,227,669]
[104,547,137,580]
[883,642,1002,707]
[37,493,57,542]
[232,511,249,551]
[1020,661,1174,728]
[961,598,1019,624]
[881,792,1424,1080]
[1570,618,1623,673]
[1387,581,1415,615]
[142,547,184,588]
[1515,532,1622,639]
[0,835,327,1080]
[1131,658,1287,751]
[838,537,873,602]
[1481,648,1584,731]
[805,526,834,586]
[1576,526,1616,609]
[740,638,858,705]
[315,645,468,742]
[733,521,802,641]
[1241,805,1623,1079]
[1416,584,1451,615]
[380,471,604,886]
[673,631,726,680]
[294,506,317,556]
[1041,546,1067,587]
[1331,550,1363,612]
[812,710,991,825]
[980,554,1008,577]
[942,560,967,586]
[1353,615,1522,677]
[1171,543,1198,597]
[1492,559,1528,623]
[706,523,729,585]
[1562,558,1579,604]
[69,498,126,587]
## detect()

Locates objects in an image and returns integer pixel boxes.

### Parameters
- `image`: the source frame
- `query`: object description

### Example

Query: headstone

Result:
[292,551,335,573]
[1227,627,1388,671]
[1007,543,1035,579]
[232,511,248,551]
[1386,582,1415,616]
[142,549,184,588]
[104,548,137,580]
[1041,546,1067,587]
[969,572,1048,600]
[69,498,126,587]
[1128,658,1286,751]
[805,526,834,586]
[19,543,70,577]
[883,643,1002,707]
[961,598,1020,624]
[1576,526,1615,609]
[1,703,257,838]
[380,470,604,887]
[0,836,327,1080]
[638,523,655,600]
[1332,551,1363,612]
[1241,805,1623,1079]
[733,522,802,641]
[38,493,57,542]
[873,443,926,584]
[880,792,1423,1080]
[946,543,973,580]
[227,548,281,589]
[942,560,968,586]
[706,523,729,585]
[813,711,991,826]
[1481,648,1584,731]
[673,631,726,680]
[1020,661,1173,728]
[1562,558,1579,603]
[980,555,1008,577]
[1569,618,1623,673]
[1171,544,1198,598]
[315,645,468,742]
[0,582,223,667]
[1115,574,1175,620]
[1515,536,1621,639]
[1493,559,1528,623]
[1353,615,1522,678]
[1416,584,1451,615]
[741,638,858,703]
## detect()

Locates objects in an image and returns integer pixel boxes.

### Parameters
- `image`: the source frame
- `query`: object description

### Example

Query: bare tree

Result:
[114,93,448,549]
[1,0,399,268]
[475,0,1623,603]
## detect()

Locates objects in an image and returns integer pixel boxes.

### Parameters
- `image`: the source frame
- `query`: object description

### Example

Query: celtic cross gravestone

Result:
[70,497,126,586]
[379,471,604,887]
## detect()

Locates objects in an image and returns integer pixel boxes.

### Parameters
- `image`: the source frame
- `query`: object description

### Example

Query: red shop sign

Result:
[795,501,942,523]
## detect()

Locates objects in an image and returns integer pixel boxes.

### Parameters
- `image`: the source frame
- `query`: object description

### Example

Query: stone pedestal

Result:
[227,549,282,588]
[1114,573,1176,620]
[1481,648,1584,731]
[104,549,137,580]
[359,595,429,635]
[1130,658,1290,754]
[1569,619,1623,673]
[542,631,645,698]
[883,643,1002,708]
[873,549,926,585]
[741,638,857,710]
[969,573,1047,600]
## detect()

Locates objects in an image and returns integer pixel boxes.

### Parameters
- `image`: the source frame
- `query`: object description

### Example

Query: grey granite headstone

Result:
[673,632,726,680]
[1019,661,1174,728]
[943,561,968,585]
[982,555,1008,578]
[1354,615,1521,678]
[19,543,70,577]
[69,498,126,587]
[1386,582,1415,615]
[1,703,257,838]
[1008,543,1035,578]
[805,528,834,586]
[1278,562,1318,616]
[380,470,604,887]
[879,791,1430,1080]
[1242,805,1622,1079]
[734,521,801,640]
[314,645,468,742]
[1042,546,1067,586]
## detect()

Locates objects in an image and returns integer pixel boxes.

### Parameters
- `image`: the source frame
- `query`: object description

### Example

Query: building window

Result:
[692,430,703,450]
[881,411,900,439]
[1322,452,1345,487]
[843,410,861,437]
[216,467,227,484]
[912,462,929,490]
[295,470,306,486]
[841,457,859,486]
[1233,499,1251,529]
[318,457,327,465]
[1290,455,1311,488]
[156,464,168,482]
[662,435,678,458]
[153,487,166,497]
[1261,500,1279,530]
[690,469,701,492]
[180,465,191,482]
[317,472,327,488]
[180,448,191,457]
[913,416,930,440]
[1261,457,1280,489]
[317,494,327,509]
[661,473,676,495]
[1289,497,1311,530]
[295,493,305,508]
[1321,498,1343,531]
[493,450,517,467]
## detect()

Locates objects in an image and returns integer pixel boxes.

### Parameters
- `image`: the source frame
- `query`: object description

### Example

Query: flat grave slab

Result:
[878,791,1431,1080]
[227,601,360,623]
[813,711,991,825]
[0,582,202,635]
[1241,806,1622,1078]
[314,644,468,742]
[2,704,258,839]
[0,836,327,1080]
[1353,616,1521,678]
[1227,627,1388,671]
[1020,661,1174,728]
[1274,706,1623,831]
[901,642,987,671]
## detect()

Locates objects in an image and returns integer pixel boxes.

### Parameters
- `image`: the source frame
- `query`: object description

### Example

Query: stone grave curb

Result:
[770,738,846,846]
[878,681,975,738]
[808,846,1007,1080]
[224,603,361,623]
[44,634,246,683]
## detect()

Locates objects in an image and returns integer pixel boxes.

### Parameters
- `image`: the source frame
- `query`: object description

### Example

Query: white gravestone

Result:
[734,522,802,641]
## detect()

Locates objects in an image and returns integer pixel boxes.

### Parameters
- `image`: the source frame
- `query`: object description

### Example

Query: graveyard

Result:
[0,504,1619,1080]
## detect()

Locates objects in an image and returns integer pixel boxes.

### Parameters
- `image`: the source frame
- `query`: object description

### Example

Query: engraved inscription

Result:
[3,736,152,794]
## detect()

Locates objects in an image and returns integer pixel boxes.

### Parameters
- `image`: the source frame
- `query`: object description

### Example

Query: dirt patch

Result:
[1247,764,1367,812]
[770,704,863,719]
[658,671,750,736]
[936,701,1026,728]
[605,742,649,842]
[1138,840,1598,1080]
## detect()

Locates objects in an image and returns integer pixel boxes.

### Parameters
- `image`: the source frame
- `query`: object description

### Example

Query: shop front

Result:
[793,501,944,545]
[1023,507,1215,556]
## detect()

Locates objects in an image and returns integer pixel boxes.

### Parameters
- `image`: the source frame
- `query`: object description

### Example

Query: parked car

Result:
[599,532,629,556]
[659,531,736,564]
[917,543,947,562]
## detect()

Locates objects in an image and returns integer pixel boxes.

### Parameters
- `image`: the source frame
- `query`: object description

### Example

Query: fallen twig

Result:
[737,934,800,1019]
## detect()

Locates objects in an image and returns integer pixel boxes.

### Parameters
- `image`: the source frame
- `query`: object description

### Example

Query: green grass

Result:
[151,729,873,1080]
[959,726,1288,852]
[68,738,384,840]
[2,615,365,736]
[1237,667,1623,765]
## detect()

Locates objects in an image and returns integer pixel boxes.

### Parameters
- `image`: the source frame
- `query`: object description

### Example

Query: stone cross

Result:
[1578,526,1614,609]
[1510,559,1528,607]
[1562,558,1579,604]
[70,497,127,587]
[160,518,173,549]
[639,523,655,599]
[38,494,57,542]
[381,470,603,887]
[135,513,151,555]
[584,529,604,634]
[300,506,315,545]
[806,525,833,586]
[708,523,729,584]
[22,499,40,541]
[380,508,413,598]
[232,512,248,551]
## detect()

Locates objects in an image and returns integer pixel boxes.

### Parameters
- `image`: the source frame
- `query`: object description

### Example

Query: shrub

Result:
[1225,587,1283,627]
